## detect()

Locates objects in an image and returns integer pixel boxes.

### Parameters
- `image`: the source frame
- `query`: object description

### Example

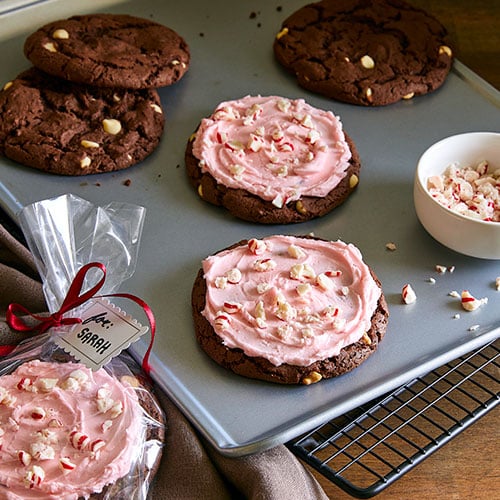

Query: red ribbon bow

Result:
[3,262,155,374]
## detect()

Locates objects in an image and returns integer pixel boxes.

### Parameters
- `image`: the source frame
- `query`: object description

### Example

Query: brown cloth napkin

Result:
[0,223,328,500]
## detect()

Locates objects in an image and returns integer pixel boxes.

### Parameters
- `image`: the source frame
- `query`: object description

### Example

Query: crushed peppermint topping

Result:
[402,284,417,304]
[427,160,500,222]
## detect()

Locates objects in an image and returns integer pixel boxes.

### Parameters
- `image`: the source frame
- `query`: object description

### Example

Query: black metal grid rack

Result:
[288,338,499,498]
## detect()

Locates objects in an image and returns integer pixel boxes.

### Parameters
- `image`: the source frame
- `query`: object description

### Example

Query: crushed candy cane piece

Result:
[24,465,45,488]
[214,313,230,330]
[460,290,488,311]
[254,300,267,327]
[427,160,500,222]
[223,301,242,314]
[402,284,417,304]
[38,378,58,392]
[496,277,500,291]
[69,431,90,451]
[102,420,113,432]
[30,441,55,461]
[59,457,76,473]
[290,263,316,281]
[468,324,480,331]
[248,238,267,255]
[90,439,106,453]
[18,450,32,466]
[435,265,447,274]
[453,313,461,319]
[253,258,277,272]
[225,268,242,284]
[428,277,436,284]
[448,290,460,298]
[316,273,334,291]
[31,407,46,420]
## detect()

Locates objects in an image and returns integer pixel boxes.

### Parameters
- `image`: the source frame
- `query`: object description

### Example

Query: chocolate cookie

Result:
[185,95,361,224]
[24,13,190,89]
[192,236,389,385]
[273,0,453,106]
[0,68,165,175]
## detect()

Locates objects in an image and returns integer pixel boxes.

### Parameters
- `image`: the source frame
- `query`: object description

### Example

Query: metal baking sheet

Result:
[1,0,499,456]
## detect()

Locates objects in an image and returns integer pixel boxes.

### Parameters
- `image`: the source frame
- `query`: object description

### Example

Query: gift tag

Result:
[54,297,149,371]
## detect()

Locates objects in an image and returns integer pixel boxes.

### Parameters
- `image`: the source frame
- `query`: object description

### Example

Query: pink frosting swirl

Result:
[192,95,352,207]
[0,361,143,499]
[202,236,381,367]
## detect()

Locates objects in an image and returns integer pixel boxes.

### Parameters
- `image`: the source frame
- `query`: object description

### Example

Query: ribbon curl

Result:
[3,262,155,374]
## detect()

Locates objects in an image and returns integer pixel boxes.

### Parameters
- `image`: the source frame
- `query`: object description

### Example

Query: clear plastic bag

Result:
[0,194,165,499]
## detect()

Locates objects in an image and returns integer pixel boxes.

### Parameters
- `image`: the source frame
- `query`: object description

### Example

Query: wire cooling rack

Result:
[288,338,499,498]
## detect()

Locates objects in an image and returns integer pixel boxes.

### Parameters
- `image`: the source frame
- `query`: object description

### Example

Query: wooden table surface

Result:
[308,1,499,498]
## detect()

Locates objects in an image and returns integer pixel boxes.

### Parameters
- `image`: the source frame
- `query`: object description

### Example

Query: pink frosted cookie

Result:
[185,95,361,224]
[192,235,389,384]
[0,360,164,498]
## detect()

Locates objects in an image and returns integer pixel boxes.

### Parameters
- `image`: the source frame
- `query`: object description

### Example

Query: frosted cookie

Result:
[0,360,164,498]
[0,68,164,176]
[192,235,389,384]
[186,95,361,224]
[24,13,190,89]
[273,0,453,106]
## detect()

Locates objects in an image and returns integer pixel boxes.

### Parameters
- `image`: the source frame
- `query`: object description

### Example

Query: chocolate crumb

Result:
[123,179,132,186]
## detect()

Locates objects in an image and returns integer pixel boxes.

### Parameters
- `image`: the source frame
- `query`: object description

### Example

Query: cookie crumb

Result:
[385,242,397,251]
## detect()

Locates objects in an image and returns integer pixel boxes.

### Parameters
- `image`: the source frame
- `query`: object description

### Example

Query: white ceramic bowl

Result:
[414,132,500,259]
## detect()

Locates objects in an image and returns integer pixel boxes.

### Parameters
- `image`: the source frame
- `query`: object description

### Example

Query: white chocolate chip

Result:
[302,371,322,385]
[439,45,452,57]
[43,42,57,53]
[80,156,91,169]
[276,27,289,40]
[150,103,162,113]
[81,139,99,149]
[52,29,69,39]
[360,55,375,69]
[253,258,277,272]
[102,118,122,135]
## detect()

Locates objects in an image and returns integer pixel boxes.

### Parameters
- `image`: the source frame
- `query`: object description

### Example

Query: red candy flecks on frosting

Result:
[0,360,143,498]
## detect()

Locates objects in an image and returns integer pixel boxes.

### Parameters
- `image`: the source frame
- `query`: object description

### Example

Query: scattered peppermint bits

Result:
[468,324,480,332]
[401,284,417,304]
[427,160,500,222]
[496,277,500,291]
